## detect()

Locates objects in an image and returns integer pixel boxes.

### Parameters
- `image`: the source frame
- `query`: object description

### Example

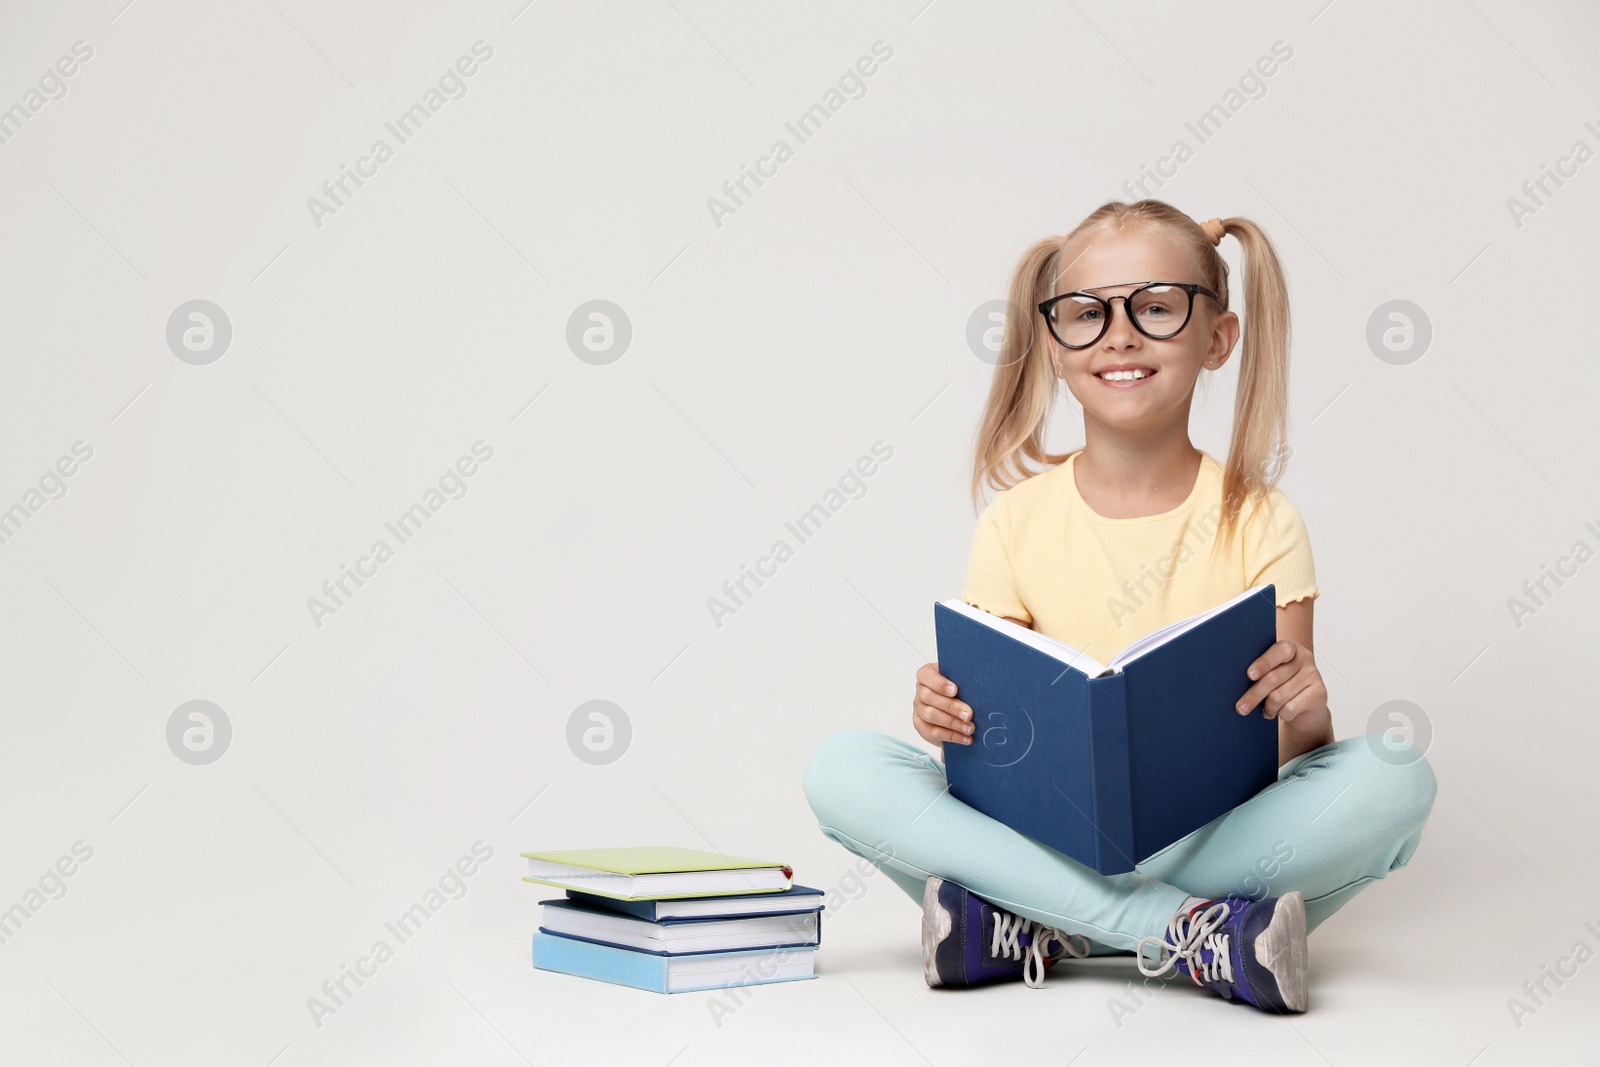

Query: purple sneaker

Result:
[922,876,1090,989]
[1136,892,1308,1013]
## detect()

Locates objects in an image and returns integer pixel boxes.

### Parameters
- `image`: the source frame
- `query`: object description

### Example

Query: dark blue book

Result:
[538,898,822,955]
[565,884,825,922]
[934,585,1278,875]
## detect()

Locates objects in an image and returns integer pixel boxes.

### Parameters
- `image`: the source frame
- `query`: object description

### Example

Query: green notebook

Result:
[522,846,794,901]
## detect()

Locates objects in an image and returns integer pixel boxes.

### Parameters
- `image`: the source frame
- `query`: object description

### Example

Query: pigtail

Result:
[968,236,1078,511]
[1210,217,1291,556]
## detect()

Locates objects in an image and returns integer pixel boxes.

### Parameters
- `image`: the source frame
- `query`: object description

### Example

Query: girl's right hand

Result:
[913,662,974,745]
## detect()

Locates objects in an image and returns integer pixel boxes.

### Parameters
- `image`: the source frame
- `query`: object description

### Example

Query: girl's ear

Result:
[1046,338,1065,377]
[1205,309,1241,370]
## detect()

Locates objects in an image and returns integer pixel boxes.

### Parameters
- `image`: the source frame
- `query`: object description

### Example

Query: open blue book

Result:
[934,585,1279,875]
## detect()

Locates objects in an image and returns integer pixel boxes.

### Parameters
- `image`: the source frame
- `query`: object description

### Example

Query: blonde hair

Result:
[970,199,1291,554]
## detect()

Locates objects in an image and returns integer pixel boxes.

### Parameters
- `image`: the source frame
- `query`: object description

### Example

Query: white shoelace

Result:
[1136,900,1235,988]
[990,912,1090,988]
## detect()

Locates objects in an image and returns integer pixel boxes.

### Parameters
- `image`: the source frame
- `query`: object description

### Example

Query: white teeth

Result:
[1099,369,1149,381]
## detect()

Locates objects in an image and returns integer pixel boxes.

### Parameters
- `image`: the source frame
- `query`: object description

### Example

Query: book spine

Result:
[1087,673,1137,875]
[566,889,657,920]
[537,926,820,956]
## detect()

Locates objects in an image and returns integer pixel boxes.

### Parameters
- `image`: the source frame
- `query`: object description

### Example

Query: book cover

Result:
[521,846,787,875]
[522,846,794,900]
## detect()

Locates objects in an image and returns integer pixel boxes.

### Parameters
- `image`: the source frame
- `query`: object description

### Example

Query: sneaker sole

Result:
[921,876,953,987]
[1253,890,1308,1012]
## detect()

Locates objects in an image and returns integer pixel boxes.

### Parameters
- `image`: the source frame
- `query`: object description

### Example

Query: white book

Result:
[539,900,820,954]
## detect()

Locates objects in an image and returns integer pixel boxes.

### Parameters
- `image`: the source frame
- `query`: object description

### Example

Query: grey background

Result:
[1,0,1596,1064]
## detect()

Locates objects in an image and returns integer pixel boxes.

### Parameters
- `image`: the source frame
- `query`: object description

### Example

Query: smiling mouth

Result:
[1095,368,1157,384]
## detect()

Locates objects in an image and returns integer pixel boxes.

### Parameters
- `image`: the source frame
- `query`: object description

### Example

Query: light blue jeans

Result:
[803,729,1436,955]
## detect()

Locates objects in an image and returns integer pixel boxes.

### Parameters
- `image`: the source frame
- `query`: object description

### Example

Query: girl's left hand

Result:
[1235,639,1328,725]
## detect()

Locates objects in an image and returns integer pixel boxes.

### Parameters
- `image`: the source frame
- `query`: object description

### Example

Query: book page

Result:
[1105,585,1270,670]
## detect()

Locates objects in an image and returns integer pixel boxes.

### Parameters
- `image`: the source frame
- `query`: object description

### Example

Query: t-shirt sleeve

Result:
[960,493,1032,624]
[1245,488,1319,607]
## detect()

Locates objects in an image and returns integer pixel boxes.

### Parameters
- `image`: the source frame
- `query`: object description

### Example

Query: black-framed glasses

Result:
[1037,280,1219,349]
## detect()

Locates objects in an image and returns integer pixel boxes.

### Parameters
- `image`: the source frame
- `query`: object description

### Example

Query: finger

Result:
[1260,675,1312,716]
[917,685,971,720]
[1244,646,1284,684]
[917,702,973,736]
[1236,663,1301,714]
[1258,664,1303,707]
[917,663,958,697]
[1245,640,1297,682]
[1274,678,1323,722]
[913,712,970,746]
[1263,674,1316,719]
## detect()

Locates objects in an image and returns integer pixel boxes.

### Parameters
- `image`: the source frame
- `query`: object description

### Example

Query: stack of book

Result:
[525,846,824,994]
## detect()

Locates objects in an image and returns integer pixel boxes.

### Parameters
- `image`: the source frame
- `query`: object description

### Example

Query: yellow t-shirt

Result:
[961,449,1318,664]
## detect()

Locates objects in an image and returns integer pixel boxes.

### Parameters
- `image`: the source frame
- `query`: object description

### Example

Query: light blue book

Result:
[533,930,818,993]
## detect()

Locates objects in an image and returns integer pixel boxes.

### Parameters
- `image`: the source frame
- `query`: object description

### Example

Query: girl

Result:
[802,200,1437,1013]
